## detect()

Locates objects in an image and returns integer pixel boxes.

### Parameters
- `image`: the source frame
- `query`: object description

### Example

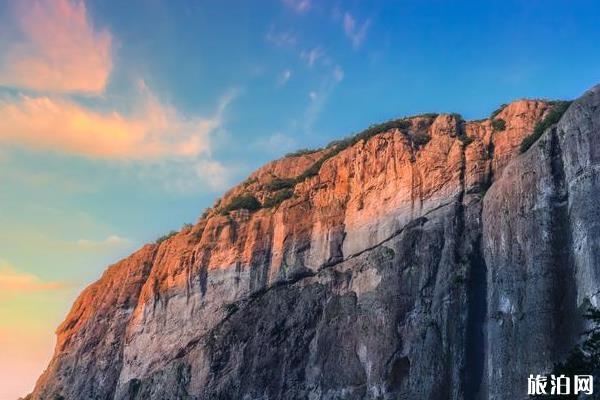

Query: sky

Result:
[1,0,599,398]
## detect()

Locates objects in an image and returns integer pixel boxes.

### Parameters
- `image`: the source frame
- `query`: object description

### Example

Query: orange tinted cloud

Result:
[0,260,70,294]
[0,84,232,160]
[0,0,112,93]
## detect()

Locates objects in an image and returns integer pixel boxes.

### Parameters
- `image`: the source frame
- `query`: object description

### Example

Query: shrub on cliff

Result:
[222,194,262,213]
[412,133,431,146]
[292,118,416,184]
[520,101,572,154]
[327,118,412,152]
[265,177,296,191]
[490,103,508,119]
[451,112,464,122]
[492,118,506,131]
[458,133,473,145]
[155,230,178,244]
[284,148,320,157]
[531,306,600,398]
[263,189,294,208]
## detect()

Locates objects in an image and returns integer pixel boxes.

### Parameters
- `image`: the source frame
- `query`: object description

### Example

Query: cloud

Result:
[277,69,292,86]
[0,260,70,294]
[137,157,233,193]
[303,68,343,133]
[255,133,297,156]
[0,83,236,160]
[265,29,297,48]
[194,160,232,190]
[301,47,325,67]
[0,0,112,94]
[343,12,371,49]
[282,0,311,14]
[76,235,131,249]
[333,65,344,82]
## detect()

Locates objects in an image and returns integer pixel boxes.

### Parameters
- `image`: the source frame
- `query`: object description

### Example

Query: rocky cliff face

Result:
[28,85,600,400]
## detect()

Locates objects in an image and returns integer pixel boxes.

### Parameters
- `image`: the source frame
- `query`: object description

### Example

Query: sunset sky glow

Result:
[1,0,600,398]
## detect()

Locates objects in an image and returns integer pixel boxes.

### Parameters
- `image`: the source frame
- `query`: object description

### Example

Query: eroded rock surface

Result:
[27,86,600,400]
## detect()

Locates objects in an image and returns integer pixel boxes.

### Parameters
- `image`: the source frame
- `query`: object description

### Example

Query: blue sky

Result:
[0,0,599,397]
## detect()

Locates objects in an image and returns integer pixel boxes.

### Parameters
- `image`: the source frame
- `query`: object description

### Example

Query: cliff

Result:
[27,84,600,400]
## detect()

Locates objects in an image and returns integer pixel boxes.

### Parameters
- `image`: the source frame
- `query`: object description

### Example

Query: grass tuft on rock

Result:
[263,189,294,208]
[520,101,572,154]
[491,118,506,131]
[221,194,262,214]
[155,230,178,244]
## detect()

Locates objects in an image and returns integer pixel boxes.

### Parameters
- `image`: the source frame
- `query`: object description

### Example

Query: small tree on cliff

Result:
[532,306,600,399]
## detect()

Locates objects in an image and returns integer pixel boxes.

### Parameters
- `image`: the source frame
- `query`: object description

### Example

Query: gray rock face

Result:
[27,85,600,400]
[483,85,600,399]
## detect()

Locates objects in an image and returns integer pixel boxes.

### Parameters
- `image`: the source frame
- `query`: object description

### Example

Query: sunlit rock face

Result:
[27,85,600,400]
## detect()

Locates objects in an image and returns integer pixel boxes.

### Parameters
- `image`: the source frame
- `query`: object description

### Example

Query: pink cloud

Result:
[0,84,235,160]
[0,260,70,294]
[0,0,112,93]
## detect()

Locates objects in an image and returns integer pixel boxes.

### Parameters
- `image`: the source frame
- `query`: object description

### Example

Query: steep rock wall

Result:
[26,87,600,400]
[483,85,600,399]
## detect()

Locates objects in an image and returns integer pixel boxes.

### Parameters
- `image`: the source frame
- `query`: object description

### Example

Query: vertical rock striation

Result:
[27,85,600,400]
[483,85,600,399]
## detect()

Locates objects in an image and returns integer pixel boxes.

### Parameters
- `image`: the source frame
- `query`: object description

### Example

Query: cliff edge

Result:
[27,85,600,399]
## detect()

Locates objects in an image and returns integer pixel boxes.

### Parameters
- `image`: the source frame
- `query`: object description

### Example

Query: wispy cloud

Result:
[255,133,297,156]
[333,65,345,82]
[300,47,325,67]
[0,83,237,161]
[277,69,292,86]
[0,260,71,294]
[0,0,239,193]
[282,0,311,14]
[138,157,234,193]
[343,12,371,49]
[303,67,343,133]
[265,29,297,48]
[0,0,112,94]
[76,235,131,250]
[194,159,232,190]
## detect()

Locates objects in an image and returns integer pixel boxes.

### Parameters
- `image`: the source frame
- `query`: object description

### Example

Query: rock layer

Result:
[28,86,600,400]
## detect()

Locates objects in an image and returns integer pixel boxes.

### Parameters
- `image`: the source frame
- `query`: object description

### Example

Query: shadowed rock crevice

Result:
[547,128,579,359]
[464,237,487,400]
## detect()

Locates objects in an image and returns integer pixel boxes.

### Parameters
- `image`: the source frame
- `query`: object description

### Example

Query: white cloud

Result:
[76,235,131,249]
[343,12,371,49]
[194,159,232,190]
[265,29,297,48]
[0,0,112,94]
[303,69,344,133]
[333,65,345,82]
[301,47,325,67]
[256,133,297,156]
[282,0,311,14]
[140,157,233,194]
[277,69,292,86]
